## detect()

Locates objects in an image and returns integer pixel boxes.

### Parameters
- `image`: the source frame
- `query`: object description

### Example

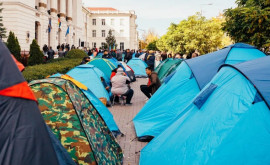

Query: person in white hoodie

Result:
[111,68,134,105]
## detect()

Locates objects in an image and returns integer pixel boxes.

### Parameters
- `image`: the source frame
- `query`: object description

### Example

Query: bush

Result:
[23,58,81,82]
[28,39,44,66]
[6,31,21,61]
[66,49,87,59]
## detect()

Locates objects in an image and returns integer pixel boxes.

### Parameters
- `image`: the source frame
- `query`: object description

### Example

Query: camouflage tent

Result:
[29,78,123,165]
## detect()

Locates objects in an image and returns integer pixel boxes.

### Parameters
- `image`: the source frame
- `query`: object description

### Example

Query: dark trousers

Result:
[140,85,152,98]
[123,89,134,104]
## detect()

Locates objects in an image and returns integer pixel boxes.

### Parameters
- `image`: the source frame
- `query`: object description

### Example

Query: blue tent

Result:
[133,43,266,140]
[127,58,148,77]
[95,53,103,58]
[67,65,110,102]
[88,58,117,79]
[66,65,120,133]
[140,56,270,165]
[107,57,120,67]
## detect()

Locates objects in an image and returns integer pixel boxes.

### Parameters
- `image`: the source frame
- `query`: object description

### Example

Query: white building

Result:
[1,2,138,51]
[1,0,85,51]
[87,7,138,50]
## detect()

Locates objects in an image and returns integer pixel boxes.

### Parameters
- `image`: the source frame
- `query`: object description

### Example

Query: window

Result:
[92,19,96,25]
[92,30,96,37]
[102,19,105,25]
[120,19,124,26]
[101,42,106,49]
[120,30,124,37]
[111,19,115,26]
[120,42,124,50]
[102,30,106,37]
[92,42,96,48]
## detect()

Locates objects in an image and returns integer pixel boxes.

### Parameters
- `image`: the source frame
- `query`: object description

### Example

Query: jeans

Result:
[140,85,151,98]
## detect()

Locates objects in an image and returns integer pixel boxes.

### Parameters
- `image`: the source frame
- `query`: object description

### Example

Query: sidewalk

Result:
[109,78,148,165]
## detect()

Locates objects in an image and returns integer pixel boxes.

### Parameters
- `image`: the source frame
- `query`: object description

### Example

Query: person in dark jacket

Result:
[140,66,161,99]
[124,49,132,62]
[47,47,55,60]
[102,50,112,59]
[161,52,167,61]
[145,50,155,69]
[80,57,90,64]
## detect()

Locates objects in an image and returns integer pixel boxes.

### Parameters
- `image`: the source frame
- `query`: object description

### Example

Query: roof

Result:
[88,7,117,11]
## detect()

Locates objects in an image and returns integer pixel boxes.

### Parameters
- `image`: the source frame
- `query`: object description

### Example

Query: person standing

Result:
[90,49,97,60]
[102,50,112,59]
[111,68,133,105]
[145,50,155,70]
[47,47,55,60]
[140,66,161,99]
[124,49,132,62]
[161,52,167,61]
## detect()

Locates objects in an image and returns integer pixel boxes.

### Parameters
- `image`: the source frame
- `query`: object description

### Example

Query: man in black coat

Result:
[124,49,132,62]
[102,50,112,59]
[146,50,155,70]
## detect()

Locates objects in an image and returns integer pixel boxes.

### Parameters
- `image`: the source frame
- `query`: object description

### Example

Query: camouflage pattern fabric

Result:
[29,78,123,165]
[30,83,96,165]
[66,81,123,164]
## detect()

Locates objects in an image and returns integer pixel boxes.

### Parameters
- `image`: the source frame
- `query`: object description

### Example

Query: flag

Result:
[113,44,116,50]
[48,18,52,33]
[65,26,69,37]
[58,18,61,28]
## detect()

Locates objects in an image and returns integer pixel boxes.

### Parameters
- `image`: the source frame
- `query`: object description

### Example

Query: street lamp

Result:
[200,3,213,15]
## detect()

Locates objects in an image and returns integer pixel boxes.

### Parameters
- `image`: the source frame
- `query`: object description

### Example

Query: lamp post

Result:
[200,3,213,15]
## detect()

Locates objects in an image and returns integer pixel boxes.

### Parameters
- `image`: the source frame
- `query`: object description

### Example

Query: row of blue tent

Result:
[51,54,148,135]
[132,43,270,164]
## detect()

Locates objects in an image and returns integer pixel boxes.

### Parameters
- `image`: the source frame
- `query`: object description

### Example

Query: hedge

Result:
[23,58,81,82]
[66,49,88,58]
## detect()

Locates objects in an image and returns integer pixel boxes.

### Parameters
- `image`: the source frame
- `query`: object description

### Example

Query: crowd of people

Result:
[42,43,79,61]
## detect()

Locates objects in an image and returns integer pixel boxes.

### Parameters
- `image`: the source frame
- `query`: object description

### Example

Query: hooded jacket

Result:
[111,69,131,95]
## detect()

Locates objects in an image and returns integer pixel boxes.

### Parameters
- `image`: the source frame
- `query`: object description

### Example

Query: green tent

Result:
[29,78,123,165]
[155,58,182,82]
[88,58,117,79]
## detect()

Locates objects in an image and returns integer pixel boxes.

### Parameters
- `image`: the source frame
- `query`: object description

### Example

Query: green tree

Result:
[6,31,21,61]
[156,13,228,54]
[28,39,44,66]
[105,29,117,49]
[223,0,270,50]
[146,40,158,50]
[0,2,6,39]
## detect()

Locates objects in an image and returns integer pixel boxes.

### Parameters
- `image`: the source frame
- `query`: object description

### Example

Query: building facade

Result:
[87,7,138,50]
[1,2,138,51]
[1,0,85,51]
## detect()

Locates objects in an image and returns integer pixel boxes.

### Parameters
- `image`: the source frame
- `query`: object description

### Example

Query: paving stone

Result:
[109,78,148,165]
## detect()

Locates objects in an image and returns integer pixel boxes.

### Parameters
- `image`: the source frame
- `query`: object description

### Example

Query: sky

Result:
[82,0,237,37]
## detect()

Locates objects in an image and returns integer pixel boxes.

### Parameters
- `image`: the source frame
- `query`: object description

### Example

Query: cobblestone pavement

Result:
[109,78,148,165]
